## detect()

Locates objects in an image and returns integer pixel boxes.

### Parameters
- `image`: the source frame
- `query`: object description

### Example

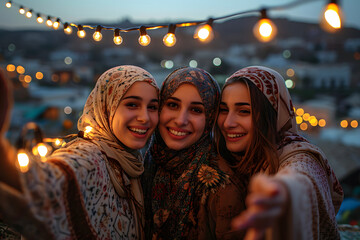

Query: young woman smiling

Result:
[216,66,343,240]
[142,67,234,240]
[0,65,159,239]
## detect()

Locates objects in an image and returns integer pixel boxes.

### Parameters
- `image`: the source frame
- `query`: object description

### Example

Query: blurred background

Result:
[0,0,360,230]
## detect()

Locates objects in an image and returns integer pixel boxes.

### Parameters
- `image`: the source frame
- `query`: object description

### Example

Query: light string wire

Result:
[5,0,325,33]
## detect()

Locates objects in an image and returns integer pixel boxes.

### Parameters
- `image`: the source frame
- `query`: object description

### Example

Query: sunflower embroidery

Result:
[197,165,220,187]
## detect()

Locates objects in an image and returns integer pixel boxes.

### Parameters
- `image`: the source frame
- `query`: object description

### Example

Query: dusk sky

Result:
[0,0,360,31]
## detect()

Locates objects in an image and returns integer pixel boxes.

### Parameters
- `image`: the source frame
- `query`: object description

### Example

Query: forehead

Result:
[171,83,202,101]
[123,81,157,97]
[221,82,250,103]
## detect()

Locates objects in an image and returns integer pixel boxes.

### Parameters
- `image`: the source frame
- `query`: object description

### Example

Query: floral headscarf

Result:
[78,65,159,238]
[148,67,228,239]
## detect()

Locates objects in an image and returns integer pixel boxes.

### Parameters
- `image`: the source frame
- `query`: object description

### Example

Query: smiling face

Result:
[159,83,206,151]
[217,82,253,153]
[112,81,159,149]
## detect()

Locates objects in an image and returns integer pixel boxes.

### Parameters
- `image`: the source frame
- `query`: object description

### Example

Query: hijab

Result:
[149,67,228,239]
[226,66,343,208]
[77,65,159,238]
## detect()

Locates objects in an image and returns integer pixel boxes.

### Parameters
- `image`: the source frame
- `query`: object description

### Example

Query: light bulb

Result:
[26,10,32,18]
[194,24,214,43]
[19,6,25,15]
[46,17,53,27]
[253,9,277,42]
[53,19,60,30]
[113,28,123,45]
[321,2,343,31]
[64,23,73,35]
[5,1,12,8]
[93,26,102,41]
[163,24,177,47]
[17,150,29,173]
[77,25,86,38]
[138,26,151,46]
[36,14,44,24]
[85,126,93,134]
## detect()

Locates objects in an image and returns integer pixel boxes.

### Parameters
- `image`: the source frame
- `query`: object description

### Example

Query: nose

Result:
[137,107,150,123]
[223,112,237,129]
[174,108,189,126]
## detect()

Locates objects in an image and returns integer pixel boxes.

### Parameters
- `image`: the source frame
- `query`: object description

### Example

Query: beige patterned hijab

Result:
[78,65,159,238]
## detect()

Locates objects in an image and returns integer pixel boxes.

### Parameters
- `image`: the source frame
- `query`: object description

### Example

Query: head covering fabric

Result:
[78,65,159,238]
[149,67,228,239]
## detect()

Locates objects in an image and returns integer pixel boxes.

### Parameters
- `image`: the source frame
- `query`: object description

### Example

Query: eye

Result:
[148,103,159,111]
[166,101,178,109]
[218,107,228,113]
[125,102,138,108]
[191,107,204,114]
[238,108,251,115]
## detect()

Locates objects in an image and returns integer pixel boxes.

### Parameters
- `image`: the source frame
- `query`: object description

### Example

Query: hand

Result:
[231,174,289,240]
[0,69,12,136]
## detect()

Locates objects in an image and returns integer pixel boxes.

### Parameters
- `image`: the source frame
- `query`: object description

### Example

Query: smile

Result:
[129,127,148,135]
[169,128,188,136]
[227,133,245,138]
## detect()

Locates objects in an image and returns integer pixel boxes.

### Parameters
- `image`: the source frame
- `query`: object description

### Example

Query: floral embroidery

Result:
[197,165,221,188]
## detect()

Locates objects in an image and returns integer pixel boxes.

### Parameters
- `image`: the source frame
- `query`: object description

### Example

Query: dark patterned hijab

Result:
[146,67,228,240]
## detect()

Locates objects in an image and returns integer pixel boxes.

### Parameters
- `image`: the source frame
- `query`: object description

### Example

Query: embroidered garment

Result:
[143,67,228,240]
[227,66,343,240]
[4,65,158,239]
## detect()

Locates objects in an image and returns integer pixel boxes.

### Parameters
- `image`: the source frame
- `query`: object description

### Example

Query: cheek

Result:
[159,109,170,126]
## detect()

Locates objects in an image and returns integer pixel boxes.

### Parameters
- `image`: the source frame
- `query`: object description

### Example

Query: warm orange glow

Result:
[296,116,303,124]
[194,24,214,43]
[324,3,341,29]
[340,120,348,128]
[113,36,123,45]
[318,119,326,127]
[138,35,151,46]
[5,1,12,8]
[93,28,103,41]
[36,16,44,24]
[19,7,25,15]
[64,25,73,35]
[17,150,29,173]
[253,18,277,42]
[287,68,295,77]
[163,33,177,47]
[36,72,43,80]
[26,10,32,18]
[310,118,318,127]
[77,29,86,38]
[300,123,308,131]
[296,108,304,116]
[7,64,16,72]
[24,75,32,83]
[303,113,310,121]
[16,65,25,74]
[350,120,358,128]
[53,20,60,30]
[46,18,53,27]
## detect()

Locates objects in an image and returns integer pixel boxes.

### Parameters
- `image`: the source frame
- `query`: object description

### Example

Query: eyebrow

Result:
[122,96,159,103]
[168,96,204,106]
[220,102,250,106]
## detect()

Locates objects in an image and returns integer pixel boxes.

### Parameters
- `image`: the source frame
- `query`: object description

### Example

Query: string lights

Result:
[3,0,345,46]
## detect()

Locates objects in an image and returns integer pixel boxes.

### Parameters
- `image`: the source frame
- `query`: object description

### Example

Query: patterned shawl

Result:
[77,65,159,238]
[226,65,343,209]
[148,67,228,240]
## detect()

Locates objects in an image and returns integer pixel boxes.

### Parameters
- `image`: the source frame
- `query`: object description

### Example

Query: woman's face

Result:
[217,82,253,153]
[159,83,206,150]
[112,81,159,149]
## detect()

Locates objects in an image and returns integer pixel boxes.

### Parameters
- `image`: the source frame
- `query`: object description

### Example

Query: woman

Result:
[216,66,343,240]
[0,65,159,239]
[143,67,235,240]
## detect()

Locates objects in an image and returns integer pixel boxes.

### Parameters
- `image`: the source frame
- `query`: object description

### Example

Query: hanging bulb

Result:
[138,26,151,46]
[17,149,30,173]
[32,142,51,161]
[53,18,60,30]
[25,9,33,18]
[5,1,12,8]
[63,22,73,35]
[93,25,103,41]
[163,24,177,47]
[253,9,277,42]
[36,14,44,24]
[77,25,86,38]
[194,18,214,43]
[19,6,25,15]
[113,28,123,45]
[321,0,343,32]
[46,16,53,27]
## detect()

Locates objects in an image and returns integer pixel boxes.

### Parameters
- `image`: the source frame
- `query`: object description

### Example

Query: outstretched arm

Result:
[0,69,21,191]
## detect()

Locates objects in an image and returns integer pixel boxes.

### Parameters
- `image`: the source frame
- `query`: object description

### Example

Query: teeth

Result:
[227,133,245,138]
[169,128,187,136]
[129,128,147,134]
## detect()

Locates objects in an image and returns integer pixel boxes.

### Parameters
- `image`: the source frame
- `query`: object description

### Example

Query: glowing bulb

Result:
[138,26,151,46]
[300,123,308,131]
[85,126,93,134]
[17,150,29,173]
[113,29,123,45]
[46,17,53,27]
[19,6,25,15]
[77,25,86,38]
[64,23,73,35]
[26,10,33,18]
[253,9,277,42]
[324,3,342,29]
[319,119,326,127]
[296,108,304,116]
[93,26,103,41]
[35,72,43,80]
[54,138,62,147]
[6,64,15,72]
[194,22,214,43]
[36,14,44,24]
[53,19,60,30]
[350,120,358,128]
[163,33,176,47]
[296,116,303,124]
[340,120,348,128]
[5,1,12,8]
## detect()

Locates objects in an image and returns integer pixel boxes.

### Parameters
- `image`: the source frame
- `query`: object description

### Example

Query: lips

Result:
[167,127,191,139]
[128,127,149,138]
[225,132,246,142]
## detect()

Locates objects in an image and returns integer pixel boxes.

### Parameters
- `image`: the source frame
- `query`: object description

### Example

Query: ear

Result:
[0,70,13,136]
